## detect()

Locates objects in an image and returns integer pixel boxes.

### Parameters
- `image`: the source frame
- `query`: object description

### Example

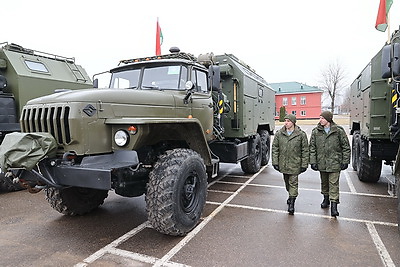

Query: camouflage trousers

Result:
[283,174,298,198]
[319,171,340,203]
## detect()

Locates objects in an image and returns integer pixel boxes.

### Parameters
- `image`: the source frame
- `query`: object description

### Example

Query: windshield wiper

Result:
[142,85,160,90]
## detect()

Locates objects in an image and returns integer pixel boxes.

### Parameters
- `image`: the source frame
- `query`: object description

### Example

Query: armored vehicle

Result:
[0,48,275,236]
[0,42,92,191]
[349,28,400,228]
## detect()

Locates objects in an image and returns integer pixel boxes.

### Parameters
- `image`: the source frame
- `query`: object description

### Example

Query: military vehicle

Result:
[0,48,275,236]
[349,28,400,228]
[0,42,92,191]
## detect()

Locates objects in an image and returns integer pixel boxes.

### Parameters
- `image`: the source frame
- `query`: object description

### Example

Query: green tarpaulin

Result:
[0,132,57,172]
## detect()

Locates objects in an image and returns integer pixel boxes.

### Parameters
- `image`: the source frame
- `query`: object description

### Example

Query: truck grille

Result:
[21,105,71,145]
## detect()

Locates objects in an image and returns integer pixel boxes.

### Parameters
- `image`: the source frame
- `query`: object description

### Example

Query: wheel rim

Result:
[181,171,200,213]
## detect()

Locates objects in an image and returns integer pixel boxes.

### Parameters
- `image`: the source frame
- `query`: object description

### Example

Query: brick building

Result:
[269,82,323,119]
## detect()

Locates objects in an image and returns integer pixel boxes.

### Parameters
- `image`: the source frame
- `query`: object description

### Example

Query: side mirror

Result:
[381,43,400,78]
[0,75,7,89]
[185,81,194,90]
[381,45,391,79]
[392,43,400,77]
[209,65,221,92]
[93,78,99,88]
[183,81,195,104]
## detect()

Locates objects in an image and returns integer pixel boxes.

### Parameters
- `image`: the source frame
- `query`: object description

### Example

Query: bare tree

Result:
[339,86,351,114]
[319,61,348,113]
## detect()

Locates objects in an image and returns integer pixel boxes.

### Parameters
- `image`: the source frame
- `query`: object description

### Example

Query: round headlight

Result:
[114,130,129,147]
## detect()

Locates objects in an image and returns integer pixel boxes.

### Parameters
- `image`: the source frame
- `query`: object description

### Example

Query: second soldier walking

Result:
[272,114,309,215]
[309,111,350,217]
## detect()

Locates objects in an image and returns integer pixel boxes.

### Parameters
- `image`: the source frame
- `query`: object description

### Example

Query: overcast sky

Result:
[2,0,400,87]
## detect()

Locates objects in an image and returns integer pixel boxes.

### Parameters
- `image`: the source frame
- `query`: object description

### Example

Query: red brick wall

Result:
[275,92,322,119]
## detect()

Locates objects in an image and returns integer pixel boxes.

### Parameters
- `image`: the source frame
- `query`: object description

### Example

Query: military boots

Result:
[288,197,296,215]
[331,202,339,217]
[321,195,330,208]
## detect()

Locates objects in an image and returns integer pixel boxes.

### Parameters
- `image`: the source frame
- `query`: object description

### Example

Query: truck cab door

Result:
[189,69,213,140]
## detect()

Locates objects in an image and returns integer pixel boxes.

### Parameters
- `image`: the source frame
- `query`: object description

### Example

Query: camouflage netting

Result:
[0,132,57,172]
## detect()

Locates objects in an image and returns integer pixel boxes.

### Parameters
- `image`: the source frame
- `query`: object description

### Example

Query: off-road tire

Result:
[45,187,108,215]
[240,134,262,174]
[0,173,24,192]
[397,177,400,233]
[260,130,271,166]
[356,137,382,183]
[146,148,207,236]
[351,131,360,171]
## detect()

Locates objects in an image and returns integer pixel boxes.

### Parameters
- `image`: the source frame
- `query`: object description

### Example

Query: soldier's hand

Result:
[311,164,318,171]
[273,165,280,172]
[300,167,307,173]
[340,163,348,170]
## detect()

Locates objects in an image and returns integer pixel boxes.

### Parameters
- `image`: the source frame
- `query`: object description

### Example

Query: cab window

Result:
[191,69,208,93]
[142,65,187,90]
[110,69,140,89]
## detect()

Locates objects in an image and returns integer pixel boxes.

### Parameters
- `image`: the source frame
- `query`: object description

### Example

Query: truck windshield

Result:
[110,69,140,89]
[110,65,188,90]
[142,65,187,90]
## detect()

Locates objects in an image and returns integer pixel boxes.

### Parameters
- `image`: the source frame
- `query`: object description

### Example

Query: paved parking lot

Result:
[0,123,399,267]
[1,162,399,267]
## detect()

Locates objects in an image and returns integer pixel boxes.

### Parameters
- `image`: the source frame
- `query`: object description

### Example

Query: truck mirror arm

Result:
[183,88,195,105]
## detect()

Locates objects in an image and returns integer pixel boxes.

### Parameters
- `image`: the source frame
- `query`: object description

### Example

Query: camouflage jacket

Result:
[309,122,351,172]
[272,125,309,175]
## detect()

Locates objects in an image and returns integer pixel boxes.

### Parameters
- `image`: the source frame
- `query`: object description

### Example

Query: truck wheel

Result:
[352,131,360,171]
[260,130,271,166]
[0,173,24,192]
[357,138,382,183]
[240,134,262,174]
[45,187,108,215]
[146,148,207,236]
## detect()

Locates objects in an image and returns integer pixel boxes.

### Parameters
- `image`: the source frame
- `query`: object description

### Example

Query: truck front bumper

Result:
[19,150,139,190]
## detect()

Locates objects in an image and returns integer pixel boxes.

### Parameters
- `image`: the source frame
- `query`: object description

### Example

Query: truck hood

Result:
[26,88,177,107]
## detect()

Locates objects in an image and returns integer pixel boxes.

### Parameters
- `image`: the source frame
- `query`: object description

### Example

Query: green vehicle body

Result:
[0,42,92,190]
[350,28,400,230]
[11,49,275,235]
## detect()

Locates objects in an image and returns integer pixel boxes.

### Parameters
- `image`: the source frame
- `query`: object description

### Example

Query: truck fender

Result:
[106,118,212,166]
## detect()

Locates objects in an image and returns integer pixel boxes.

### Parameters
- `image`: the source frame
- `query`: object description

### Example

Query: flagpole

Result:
[387,11,391,43]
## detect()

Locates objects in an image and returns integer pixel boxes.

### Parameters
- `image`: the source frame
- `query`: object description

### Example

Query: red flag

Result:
[375,0,393,32]
[155,18,163,55]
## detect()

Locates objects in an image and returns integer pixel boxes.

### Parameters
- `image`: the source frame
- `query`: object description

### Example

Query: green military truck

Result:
[349,28,400,228]
[0,42,92,191]
[0,48,275,236]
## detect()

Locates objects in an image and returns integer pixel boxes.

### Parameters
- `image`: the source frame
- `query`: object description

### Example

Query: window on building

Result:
[300,96,306,105]
[301,110,306,116]
[292,96,296,105]
[292,110,297,116]
[282,97,288,106]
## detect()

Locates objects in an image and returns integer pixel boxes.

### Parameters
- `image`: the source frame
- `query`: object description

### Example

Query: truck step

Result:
[209,158,220,179]
[383,175,397,197]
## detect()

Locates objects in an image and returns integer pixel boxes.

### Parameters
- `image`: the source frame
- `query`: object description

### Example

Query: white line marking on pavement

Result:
[343,170,357,193]
[74,222,149,267]
[207,165,238,188]
[206,201,398,227]
[75,165,241,267]
[152,165,268,267]
[366,222,396,267]
[214,181,396,198]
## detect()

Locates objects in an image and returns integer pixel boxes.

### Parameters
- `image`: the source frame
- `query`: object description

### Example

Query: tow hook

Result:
[6,171,45,194]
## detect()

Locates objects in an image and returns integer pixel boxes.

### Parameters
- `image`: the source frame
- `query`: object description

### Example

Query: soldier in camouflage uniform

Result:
[272,114,309,215]
[309,111,350,217]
